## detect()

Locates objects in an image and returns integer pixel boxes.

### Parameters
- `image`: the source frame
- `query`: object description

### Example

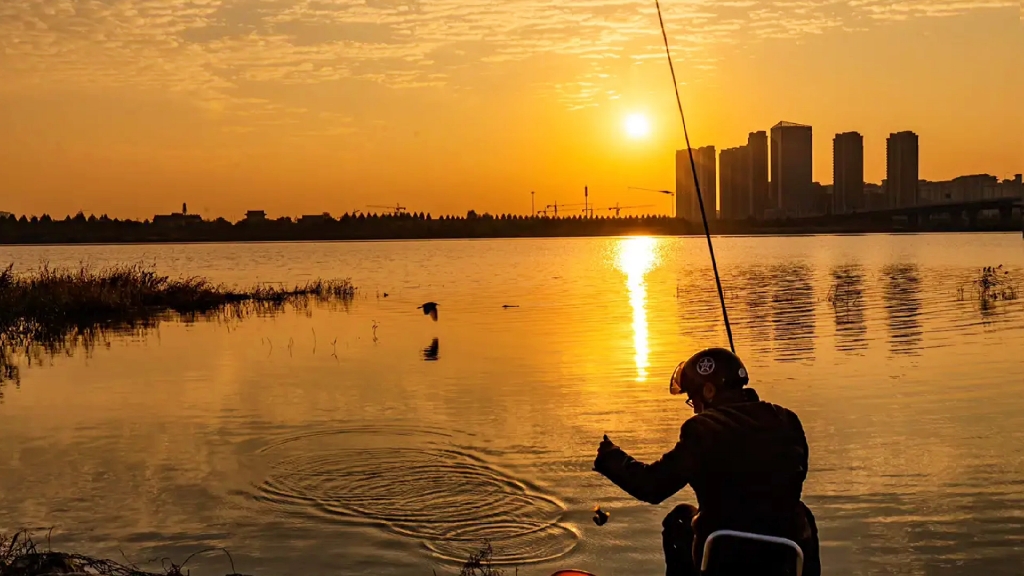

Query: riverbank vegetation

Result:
[1,206,1020,245]
[957,265,1019,305]
[1,531,504,576]
[0,263,355,387]
[0,530,249,576]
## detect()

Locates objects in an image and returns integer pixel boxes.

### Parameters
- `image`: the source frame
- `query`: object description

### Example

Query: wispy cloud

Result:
[0,0,1013,116]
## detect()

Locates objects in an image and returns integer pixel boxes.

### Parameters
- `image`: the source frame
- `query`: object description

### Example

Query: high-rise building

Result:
[676,146,717,222]
[770,122,813,216]
[833,132,864,214]
[886,131,919,208]
[720,146,751,220]
[748,131,769,219]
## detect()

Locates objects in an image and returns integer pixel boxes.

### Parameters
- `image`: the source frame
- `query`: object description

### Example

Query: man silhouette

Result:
[594,348,820,576]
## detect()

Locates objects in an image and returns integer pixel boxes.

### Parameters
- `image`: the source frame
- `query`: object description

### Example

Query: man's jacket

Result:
[593,389,811,539]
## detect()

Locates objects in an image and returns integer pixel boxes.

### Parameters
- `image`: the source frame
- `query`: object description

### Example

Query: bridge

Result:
[832,197,1022,229]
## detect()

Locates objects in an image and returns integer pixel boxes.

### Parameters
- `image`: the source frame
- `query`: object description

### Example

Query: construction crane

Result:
[544,202,587,218]
[366,203,407,215]
[629,186,673,195]
[629,186,675,217]
[608,203,655,217]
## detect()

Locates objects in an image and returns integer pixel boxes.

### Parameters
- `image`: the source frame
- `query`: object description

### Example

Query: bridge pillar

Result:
[922,209,937,230]
[999,206,1014,223]
[967,210,979,229]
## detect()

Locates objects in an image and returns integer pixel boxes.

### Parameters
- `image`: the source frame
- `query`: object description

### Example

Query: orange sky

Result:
[1,1,1020,220]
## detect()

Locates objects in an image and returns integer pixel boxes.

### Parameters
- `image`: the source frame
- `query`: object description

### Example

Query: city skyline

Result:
[673,121,1023,221]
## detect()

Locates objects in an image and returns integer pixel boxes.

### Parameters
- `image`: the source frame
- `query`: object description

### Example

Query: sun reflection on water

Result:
[615,237,661,382]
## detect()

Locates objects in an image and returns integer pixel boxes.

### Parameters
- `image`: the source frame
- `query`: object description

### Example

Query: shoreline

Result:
[2,205,1021,246]
[1,226,1020,247]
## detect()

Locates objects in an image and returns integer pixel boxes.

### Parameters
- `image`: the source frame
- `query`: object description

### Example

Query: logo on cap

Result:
[738,368,747,378]
[696,357,715,375]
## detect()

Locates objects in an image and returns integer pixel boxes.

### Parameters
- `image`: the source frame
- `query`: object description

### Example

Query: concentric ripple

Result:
[254,427,578,564]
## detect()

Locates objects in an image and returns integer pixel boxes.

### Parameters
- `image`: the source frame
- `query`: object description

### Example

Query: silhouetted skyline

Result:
[675,121,1019,221]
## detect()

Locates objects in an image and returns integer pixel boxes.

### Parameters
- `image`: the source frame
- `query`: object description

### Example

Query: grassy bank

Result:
[1,531,507,576]
[0,530,248,576]
[0,263,356,385]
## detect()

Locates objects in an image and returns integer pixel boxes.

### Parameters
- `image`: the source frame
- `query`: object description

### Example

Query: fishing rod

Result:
[591,2,739,530]
[654,0,735,353]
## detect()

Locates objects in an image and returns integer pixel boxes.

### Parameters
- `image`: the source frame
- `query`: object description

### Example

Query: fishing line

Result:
[654,0,735,353]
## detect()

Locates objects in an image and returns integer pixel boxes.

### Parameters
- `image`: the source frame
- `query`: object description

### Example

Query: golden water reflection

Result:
[615,237,661,381]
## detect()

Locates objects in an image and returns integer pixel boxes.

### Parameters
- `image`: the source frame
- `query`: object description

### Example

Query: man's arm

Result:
[593,427,698,505]
[788,409,810,483]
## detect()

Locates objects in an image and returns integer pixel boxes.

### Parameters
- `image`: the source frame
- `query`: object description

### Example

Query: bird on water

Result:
[418,302,439,321]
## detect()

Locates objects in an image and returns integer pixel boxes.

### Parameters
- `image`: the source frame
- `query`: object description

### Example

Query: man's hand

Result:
[597,434,618,456]
[594,434,620,473]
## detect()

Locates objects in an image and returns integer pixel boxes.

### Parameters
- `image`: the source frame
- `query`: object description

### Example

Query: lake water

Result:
[1,234,1022,576]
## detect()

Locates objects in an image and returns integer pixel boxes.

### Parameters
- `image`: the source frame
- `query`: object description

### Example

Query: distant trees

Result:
[0,207,726,245]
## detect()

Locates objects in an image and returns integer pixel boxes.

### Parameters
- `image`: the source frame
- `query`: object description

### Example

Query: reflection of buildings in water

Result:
[830,265,867,353]
[769,263,816,363]
[674,271,721,343]
[883,264,923,355]
[616,237,660,382]
[731,266,773,357]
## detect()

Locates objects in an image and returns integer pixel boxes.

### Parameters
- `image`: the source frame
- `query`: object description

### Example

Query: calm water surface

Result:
[1,235,1022,576]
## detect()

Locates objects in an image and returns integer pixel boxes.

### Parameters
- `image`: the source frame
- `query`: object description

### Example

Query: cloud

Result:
[849,0,1015,21]
[0,0,1014,116]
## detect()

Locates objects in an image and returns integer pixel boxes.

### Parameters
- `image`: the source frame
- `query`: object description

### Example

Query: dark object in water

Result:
[502,304,519,308]
[422,337,439,361]
[592,506,609,526]
[383,292,389,298]
[418,302,439,321]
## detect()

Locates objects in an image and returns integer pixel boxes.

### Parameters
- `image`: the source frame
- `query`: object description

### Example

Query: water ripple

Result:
[253,426,577,564]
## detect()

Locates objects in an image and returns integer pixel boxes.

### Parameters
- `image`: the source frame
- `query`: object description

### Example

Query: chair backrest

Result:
[701,529,804,576]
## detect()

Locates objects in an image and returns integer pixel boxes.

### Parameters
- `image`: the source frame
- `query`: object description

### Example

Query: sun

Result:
[624,113,651,139]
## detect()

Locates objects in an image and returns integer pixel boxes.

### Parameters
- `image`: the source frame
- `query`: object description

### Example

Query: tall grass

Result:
[0,529,251,576]
[2,530,507,576]
[956,265,1019,306]
[0,263,356,386]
